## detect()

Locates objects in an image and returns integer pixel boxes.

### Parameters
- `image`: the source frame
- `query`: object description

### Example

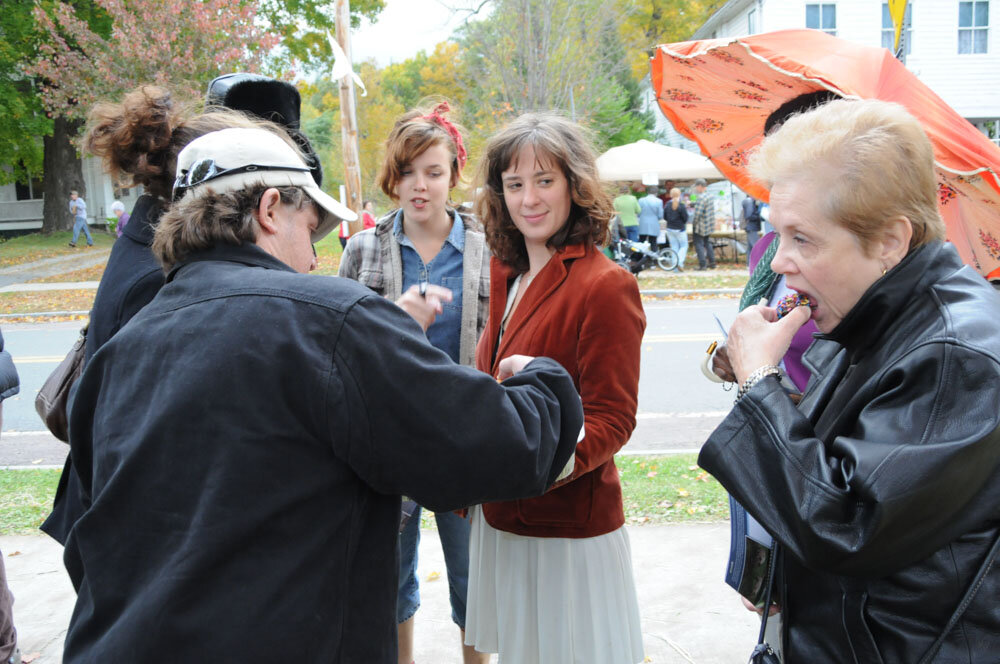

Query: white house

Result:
[0,157,142,234]
[680,0,1000,143]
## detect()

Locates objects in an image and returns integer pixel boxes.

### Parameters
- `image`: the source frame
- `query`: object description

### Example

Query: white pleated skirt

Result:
[464,506,645,664]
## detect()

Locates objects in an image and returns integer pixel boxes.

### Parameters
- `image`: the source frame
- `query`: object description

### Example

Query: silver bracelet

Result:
[736,365,782,402]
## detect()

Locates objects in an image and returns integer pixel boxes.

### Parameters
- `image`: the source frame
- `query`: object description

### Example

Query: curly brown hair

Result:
[475,113,613,273]
[84,86,269,201]
[377,101,465,201]
[153,185,311,270]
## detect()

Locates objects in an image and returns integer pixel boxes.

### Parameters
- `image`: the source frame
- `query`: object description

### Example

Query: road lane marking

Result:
[636,411,729,419]
[642,333,720,343]
[10,356,65,364]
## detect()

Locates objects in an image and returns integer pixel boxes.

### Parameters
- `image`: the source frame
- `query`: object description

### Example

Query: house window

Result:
[748,8,758,35]
[806,3,837,35]
[882,2,913,55]
[14,174,43,201]
[959,1,989,54]
[979,119,1000,146]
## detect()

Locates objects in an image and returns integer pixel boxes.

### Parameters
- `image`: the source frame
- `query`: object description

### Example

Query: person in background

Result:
[110,200,130,238]
[613,184,641,242]
[464,113,646,664]
[339,101,491,664]
[701,98,1000,662]
[637,186,664,247]
[68,190,93,248]
[741,194,761,258]
[690,178,716,270]
[0,329,21,664]
[362,199,377,230]
[664,187,688,267]
[41,77,324,546]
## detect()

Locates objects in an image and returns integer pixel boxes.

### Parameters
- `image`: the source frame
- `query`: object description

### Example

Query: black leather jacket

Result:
[701,242,1000,663]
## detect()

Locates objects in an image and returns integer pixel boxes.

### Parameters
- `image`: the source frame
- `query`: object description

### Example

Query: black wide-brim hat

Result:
[206,73,324,188]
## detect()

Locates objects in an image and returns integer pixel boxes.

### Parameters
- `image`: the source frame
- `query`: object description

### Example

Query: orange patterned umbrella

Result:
[650,29,1000,276]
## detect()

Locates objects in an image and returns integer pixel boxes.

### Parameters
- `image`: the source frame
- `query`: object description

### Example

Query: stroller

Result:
[611,237,679,275]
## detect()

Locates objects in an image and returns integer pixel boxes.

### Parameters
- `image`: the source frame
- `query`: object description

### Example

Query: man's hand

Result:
[497,354,535,381]
[395,284,453,331]
[741,596,780,616]
[728,304,810,385]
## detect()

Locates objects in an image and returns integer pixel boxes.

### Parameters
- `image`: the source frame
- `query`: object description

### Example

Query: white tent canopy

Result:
[596,139,724,182]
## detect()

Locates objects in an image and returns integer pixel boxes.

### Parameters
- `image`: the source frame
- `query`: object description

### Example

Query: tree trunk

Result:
[42,116,85,233]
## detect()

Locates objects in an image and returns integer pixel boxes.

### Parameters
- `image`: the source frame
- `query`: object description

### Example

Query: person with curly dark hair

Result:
[41,79,321,546]
[464,113,647,664]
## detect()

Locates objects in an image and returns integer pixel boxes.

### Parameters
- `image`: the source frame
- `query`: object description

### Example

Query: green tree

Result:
[259,0,386,72]
[616,0,723,79]
[0,2,50,186]
[456,0,653,148]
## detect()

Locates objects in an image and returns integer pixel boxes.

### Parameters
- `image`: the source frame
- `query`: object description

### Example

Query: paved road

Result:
[0,299,741,465]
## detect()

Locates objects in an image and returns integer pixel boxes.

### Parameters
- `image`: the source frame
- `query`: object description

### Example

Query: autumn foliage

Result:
[26,0,280,121]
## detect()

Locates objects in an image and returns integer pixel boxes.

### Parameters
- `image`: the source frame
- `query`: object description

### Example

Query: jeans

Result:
[666,229,688,266]
[397,507,472,628]
[624,225,639,242]
[72,217,93,245]
[692,233,715,269]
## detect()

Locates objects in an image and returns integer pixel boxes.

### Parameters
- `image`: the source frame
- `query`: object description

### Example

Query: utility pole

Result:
[334,0,363,233]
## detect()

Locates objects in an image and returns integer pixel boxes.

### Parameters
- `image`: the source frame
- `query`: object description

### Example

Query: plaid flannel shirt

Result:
[692,195,716,236]
[338,210,490,367]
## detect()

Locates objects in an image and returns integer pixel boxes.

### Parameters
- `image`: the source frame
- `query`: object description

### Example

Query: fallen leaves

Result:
[29,263,108,283]
[0,290,96,315]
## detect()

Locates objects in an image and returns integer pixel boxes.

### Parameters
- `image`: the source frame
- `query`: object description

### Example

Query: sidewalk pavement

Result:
[3,522,756,663]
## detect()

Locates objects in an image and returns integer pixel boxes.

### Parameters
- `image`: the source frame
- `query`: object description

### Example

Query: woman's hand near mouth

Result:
[727,304,812,385]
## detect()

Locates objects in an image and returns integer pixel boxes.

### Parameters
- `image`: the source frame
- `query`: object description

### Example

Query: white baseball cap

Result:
[173,127,357,241]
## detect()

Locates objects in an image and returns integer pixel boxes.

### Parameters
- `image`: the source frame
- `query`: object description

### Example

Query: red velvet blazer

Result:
[475,243,646,538]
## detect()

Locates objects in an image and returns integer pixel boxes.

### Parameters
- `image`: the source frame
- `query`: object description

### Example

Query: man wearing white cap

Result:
[61,125,583,663]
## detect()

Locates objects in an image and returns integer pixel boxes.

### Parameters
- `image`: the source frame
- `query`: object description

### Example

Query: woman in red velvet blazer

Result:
[463,113,647,664]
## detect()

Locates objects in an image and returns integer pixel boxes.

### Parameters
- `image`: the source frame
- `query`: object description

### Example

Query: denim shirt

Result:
[394,209,464,363]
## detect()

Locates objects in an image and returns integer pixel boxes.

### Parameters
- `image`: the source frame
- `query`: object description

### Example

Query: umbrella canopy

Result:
[596,139,723,182]
[650,29,1000,276]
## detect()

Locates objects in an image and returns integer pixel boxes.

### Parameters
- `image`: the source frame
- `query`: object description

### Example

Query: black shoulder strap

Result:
[918,528,1000,664]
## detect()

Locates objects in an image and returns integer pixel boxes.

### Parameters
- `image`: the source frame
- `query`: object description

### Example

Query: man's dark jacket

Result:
[701,242,1000,662]
[42,195,165,544]
[62,243,582,663]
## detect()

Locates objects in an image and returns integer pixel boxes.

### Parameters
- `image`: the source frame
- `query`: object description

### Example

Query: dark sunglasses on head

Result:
[172,158,311,201]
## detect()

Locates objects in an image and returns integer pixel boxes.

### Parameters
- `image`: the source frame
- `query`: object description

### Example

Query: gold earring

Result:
[882,266,887,276]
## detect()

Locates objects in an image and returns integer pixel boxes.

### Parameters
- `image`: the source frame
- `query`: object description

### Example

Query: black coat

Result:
[664,201,688,231]
[63,243,582,663]
[42,194,166,544]
[700,242,1000,663]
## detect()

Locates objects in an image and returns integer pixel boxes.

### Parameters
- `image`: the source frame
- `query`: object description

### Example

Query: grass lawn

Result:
[0,290,96,315]
[1,454,726,535]
[0,469,63,535]
[314,236,345,276]
[639,273,748,290]
[0,230,115,269]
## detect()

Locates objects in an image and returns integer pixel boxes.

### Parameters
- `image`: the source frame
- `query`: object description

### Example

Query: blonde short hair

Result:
[749,99,945,253]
